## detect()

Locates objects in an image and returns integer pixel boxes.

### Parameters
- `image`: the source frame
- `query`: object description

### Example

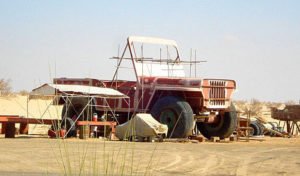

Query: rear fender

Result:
[147,90,203,113]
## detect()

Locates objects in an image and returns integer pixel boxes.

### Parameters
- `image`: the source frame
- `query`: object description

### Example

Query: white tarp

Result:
[30,83,128,98]
[116,113,168,140]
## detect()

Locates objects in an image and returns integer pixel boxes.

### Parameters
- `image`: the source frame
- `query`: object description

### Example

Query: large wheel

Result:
[150,96,194,138]
[250,121,262,136]
[197,104,237,139]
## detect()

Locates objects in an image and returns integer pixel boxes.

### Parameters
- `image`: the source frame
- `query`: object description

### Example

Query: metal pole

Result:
[194,50,197,77]
[26,95,29,118]
[160,48,162,63]
[141,44,144,110]
[112,44,128,82]
[190,48,192,77]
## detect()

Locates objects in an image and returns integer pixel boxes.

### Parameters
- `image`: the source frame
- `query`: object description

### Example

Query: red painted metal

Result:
[19,123,29,134]
[47,129,67,139]
[0,115,54,125]
[5,122,15,138]
[0,115,57,137]
[53,36,236,128]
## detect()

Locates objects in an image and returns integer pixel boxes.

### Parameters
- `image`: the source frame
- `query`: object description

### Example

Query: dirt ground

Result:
[0,96,299,175]
[0,136,299,176]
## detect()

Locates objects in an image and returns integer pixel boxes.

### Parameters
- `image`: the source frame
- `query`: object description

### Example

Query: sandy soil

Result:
[0,136,299,176]
[0,95,299,175]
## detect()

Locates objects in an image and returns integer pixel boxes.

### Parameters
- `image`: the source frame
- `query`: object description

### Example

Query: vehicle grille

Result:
[209,80,226,106]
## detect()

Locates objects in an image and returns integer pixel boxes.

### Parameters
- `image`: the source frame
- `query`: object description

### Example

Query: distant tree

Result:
[285,100,297,105]
[233,100,247,112]
[265,101,282,109]
[19,90,29,96]
[240,99,262,117]
[233,100,247,106]
[0,79,12,96]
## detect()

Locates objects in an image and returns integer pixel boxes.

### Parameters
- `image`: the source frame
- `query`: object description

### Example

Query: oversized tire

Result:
[150,96,194,138]
[249,121,261,136]
[197,104,237,139]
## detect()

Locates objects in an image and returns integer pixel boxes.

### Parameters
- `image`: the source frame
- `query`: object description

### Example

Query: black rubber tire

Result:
[257,122,265,135]
[250,121,261,136]
[150,96,194,138]
[61,117,76,137]
[197,104,237,139]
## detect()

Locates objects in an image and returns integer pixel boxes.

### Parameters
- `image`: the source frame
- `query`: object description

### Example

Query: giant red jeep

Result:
[55,36,237,139]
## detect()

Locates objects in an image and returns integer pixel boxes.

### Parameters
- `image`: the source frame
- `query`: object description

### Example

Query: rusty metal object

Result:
[271,105,300,136]
[271,105,300,121]
[236,116,252,140]
[5,122,16,138]
[19,123,29,134]
[43,36,237,139]
[0,115,57,138]
[0,115,54,125]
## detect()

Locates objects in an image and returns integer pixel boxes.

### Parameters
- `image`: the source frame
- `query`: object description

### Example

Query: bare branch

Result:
[0,79,12,96]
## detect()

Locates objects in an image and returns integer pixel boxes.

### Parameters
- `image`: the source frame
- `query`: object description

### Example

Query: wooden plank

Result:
[210,136,220,142]
[239,137,266,141]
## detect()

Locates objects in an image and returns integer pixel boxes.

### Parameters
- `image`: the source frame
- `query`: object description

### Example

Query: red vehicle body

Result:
[55,36,237,139]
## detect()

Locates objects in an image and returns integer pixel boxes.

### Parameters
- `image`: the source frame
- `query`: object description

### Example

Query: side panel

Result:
[53,78,104,87]
[137,77,203,112]
[54,77,236,114]
[96,81,136,113]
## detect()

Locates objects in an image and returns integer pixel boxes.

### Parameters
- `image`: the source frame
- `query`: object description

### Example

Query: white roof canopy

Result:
[30,84,128,98]
[128,36,178,48]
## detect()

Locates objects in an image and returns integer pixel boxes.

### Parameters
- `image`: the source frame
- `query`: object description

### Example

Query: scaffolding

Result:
[30,83,130,139]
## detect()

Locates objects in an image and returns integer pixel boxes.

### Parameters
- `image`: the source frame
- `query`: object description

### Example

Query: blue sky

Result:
[0,0,299,102]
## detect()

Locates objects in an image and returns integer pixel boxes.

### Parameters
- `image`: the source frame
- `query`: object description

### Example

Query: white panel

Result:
[135,62,185,77]
[31,84,128,98]
[128,36,178,48]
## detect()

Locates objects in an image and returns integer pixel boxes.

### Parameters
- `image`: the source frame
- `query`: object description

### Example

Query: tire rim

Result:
[159,109,177,130]
[204,114,224,130]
